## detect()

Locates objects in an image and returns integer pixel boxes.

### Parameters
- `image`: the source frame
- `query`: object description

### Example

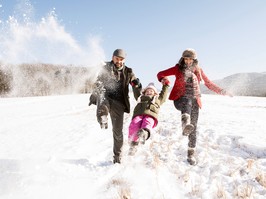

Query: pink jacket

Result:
[157,65,225,108]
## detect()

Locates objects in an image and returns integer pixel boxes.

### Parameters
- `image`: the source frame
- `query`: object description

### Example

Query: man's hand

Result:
[131,78,142,88]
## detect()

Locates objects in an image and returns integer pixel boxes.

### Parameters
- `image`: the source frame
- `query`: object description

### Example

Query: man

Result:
[89,49,142,164]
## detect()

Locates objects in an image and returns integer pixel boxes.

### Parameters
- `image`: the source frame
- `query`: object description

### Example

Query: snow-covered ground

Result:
[0,93,266,199]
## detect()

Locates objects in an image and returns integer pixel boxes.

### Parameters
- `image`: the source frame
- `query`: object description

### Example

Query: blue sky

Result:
[1,0,266,86]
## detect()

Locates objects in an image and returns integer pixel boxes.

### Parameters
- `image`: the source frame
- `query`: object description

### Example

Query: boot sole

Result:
[137,130,147,145]
[187,157,197,165]
[100,123,108,129]
[128,149,137,156]
[183,124,194,136]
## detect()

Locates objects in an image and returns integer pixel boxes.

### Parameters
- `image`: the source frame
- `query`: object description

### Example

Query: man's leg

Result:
[97,104,109,129]
[110,101,125,163]
[96,96,110,129]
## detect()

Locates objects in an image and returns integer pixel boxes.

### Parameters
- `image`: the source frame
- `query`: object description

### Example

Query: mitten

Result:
[88,93,97,106]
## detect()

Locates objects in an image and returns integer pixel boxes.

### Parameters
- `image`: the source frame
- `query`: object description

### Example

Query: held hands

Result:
[160,77,170,86]
[131,78,142,88]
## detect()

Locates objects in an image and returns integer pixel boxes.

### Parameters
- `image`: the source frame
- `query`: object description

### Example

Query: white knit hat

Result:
[142,82,158,95]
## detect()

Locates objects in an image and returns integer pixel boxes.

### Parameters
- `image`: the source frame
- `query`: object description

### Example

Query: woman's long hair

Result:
[176,57,203,82]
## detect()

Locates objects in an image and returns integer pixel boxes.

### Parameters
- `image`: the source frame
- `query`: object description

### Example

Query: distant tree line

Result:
[1,63,265,97]
[0,62,96,97]
[0,65,12,95]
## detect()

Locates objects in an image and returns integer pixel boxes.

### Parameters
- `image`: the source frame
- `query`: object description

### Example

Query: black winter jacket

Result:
[90,61,141,113]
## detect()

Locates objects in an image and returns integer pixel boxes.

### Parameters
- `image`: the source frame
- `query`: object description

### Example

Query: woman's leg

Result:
[188,99,199,148]
[174,97,192,114]
[174,97,194,135]
[187,98,199,165]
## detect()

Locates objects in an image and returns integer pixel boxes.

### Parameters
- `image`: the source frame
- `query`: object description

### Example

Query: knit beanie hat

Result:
[142,82,158,95]
[113,49,127,59]
[182,48,197,59]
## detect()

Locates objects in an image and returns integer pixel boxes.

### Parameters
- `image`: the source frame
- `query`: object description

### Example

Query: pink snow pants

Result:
[128,115,156,142]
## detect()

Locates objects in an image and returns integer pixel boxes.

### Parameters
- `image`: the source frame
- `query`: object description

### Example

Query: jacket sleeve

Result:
[128,69,142,100]
[157,66,176,82]
[201,69,223,94]
[158,84,169,105]
[132,85,142,100]
[88,64,107,105]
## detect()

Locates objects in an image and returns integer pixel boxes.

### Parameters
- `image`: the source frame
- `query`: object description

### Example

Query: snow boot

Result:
[100,115,108,129]
[187,147,197,165]
[137,129,149,145]
[128,141,139,156]
[181,113,194,136]
[113,155,121,164]
[97,105,108,129]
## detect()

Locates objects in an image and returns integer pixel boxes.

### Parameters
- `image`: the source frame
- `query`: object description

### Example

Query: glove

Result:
[161,77,170,86]
[88,93,97,106]
[131,78,142,88]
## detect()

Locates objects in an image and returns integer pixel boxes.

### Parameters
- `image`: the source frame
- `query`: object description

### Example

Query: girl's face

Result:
[184,57,194,67]
[144,88,155,96]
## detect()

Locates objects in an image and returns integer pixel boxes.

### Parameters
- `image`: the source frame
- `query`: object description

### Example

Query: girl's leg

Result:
[128,115,143,142]
[136,116,156,144]
[140,116,156,138]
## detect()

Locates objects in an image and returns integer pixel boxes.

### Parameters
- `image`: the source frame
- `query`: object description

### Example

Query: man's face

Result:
[112,56,125,68]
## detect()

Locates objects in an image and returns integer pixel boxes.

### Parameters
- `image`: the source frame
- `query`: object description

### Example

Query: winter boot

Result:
[187,147,197,165]
[97,105,108,129]
[113,155,121,164]
[128,141,139,156]
[100,115,108,129]
[181,113,194,136]
[137,129,149,145]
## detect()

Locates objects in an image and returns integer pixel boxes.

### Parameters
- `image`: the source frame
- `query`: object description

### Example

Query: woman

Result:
[157,48,232,165]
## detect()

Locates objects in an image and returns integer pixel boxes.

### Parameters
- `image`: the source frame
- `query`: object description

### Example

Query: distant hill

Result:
[1,62,265,97]
[201,72,266,97]
[0,63,98,97]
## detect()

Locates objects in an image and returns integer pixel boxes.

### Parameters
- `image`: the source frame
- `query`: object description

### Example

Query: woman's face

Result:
[184,57,194,67]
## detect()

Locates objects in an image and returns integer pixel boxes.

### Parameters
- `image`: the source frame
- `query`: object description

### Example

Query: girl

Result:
[128,79,170,155]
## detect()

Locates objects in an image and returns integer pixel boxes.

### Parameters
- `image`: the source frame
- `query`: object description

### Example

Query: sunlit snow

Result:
[1,93,265,199]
